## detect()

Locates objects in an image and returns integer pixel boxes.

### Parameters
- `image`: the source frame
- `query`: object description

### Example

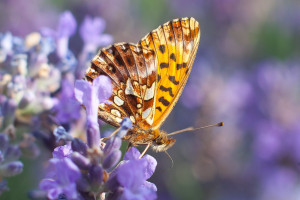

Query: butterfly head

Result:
[151,129,176,152]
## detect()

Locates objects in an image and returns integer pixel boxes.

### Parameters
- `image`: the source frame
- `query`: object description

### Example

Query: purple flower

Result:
[56,11,77,38]
[41,11,77,59]
[80,16,113,52]
[52,144,73,159]
[107,147,157,200]
[40,145,81,200]
[52,78,81,125]
[0,180,9,195]
[74,75,112,147]
[0,32,13,62]
[0,98,17,130]
[102,137,122,170]
[76,16,113,78]
[0,134,23,178]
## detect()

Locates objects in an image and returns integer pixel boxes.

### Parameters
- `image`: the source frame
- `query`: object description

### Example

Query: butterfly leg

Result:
[139,143,151,159]
[126,142,133,151]
[101,127,121,142]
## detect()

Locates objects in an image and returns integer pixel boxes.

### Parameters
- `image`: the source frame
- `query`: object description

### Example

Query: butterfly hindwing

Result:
[85,43,157,128]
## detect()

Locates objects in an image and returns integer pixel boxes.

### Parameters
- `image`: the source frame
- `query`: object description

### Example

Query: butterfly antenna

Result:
[168,122,224,136]
[164,151,174,168]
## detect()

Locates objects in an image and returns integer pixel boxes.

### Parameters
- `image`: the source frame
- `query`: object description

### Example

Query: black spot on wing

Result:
[170,53,176,61]
[126,56,133,66]
[156,106,162,112]
[115,55,124,66]
[176,64,182,70]
[159,85,174,97]
[168,76,179,85]
[176,63,188,70]
[160,63,169,69]
[158,97,170,106]
[159,45,166,54]
[157,74,161,82]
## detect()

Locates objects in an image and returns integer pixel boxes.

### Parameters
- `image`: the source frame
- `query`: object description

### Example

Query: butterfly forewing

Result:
[85,17,200,131]
[140,17,200,129]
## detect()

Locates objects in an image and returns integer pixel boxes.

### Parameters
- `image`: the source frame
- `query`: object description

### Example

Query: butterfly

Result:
[85,17,201,153]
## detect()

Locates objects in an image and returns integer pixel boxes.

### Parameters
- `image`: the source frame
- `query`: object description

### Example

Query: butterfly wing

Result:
[85,43,158,128]
[85,17,200,130]
[139,17,200,130]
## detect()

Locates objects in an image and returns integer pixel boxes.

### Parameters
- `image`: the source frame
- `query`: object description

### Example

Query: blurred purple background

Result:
[1,0,300,199]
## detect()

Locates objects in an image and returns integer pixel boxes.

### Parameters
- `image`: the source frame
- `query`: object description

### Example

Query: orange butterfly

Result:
[85,17,202,154]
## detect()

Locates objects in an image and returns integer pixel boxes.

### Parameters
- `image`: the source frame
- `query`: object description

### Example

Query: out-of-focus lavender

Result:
[0,10,121,198]
[177,59,300,200]
[1,9,159,198]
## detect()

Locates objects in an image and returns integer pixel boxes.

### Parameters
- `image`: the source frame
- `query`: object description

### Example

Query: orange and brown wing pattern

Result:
[85,43,157,128]
[139,17,200,129]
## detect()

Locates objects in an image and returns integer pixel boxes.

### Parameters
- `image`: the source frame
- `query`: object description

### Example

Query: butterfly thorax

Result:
[124,126,176,152]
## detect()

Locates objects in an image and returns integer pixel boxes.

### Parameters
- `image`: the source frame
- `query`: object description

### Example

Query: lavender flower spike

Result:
[40,145,81,200]
[0,134,23,178]
[41,11,77,59]
[107,147,157,200]
[80,16,113,52]
[74,75,112,148]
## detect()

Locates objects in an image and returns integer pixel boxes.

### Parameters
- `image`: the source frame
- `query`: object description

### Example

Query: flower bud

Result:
[71,138,88,156]
[76,176,91,192]
[103,137,122,155]
[0,161,23,177]
[0,134,9,153]
[4,145,21,162]
[1,99,17,128]
[71,152,90,170]
[117,118,133,138]
[0,151,4,163]
[103,150,121,170]
[54,126,73,142]
[89,164,103,189]
[105,173,119,191]
[0,179,9,195]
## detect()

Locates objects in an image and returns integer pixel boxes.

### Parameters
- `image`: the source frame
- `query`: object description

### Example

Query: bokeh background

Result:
[1,0,300,199]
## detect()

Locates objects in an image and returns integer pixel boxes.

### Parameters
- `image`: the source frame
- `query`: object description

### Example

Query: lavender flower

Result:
[40,144,81,200]
[74,75,112,147]
[80,16,113,53]
[0,180,9,195]
[38,115,156,200]
[52,78,81,125]
[106,147,157,200]
[41,11,77,59]
[0,32,13,63]
[0,134,23,193]
[0,98,17,131]
[53,126,73,143]
[77,16,113,78]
